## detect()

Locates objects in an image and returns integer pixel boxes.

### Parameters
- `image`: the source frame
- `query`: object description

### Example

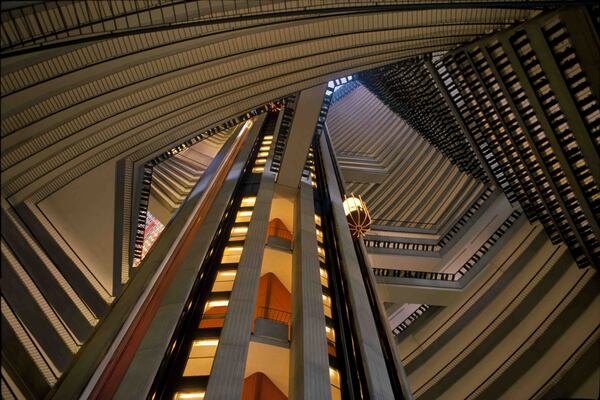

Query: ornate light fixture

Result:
[342,193,372,238]
[268,101,282,112]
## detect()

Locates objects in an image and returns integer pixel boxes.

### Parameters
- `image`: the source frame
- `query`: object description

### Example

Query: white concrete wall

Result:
[39,161,116,294]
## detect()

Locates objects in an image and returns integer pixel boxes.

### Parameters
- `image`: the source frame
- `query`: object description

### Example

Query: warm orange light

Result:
[174,392,205,399]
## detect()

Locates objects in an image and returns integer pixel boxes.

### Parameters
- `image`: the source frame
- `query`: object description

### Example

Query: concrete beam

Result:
[277,85,326,189]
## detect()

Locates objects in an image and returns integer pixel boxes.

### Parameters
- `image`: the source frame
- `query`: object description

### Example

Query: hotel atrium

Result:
[1,1,599,399]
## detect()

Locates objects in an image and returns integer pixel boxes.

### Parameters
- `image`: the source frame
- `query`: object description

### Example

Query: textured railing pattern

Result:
[366,187,495,252]
[255,306,291,325]
[391,304,431,335]
[373,209,522,283]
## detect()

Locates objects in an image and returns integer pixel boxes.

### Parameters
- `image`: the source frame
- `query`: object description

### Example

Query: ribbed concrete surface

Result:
[327,84,486,231]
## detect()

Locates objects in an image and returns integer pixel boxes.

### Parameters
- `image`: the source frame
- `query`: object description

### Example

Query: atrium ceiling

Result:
[3,1,595,399]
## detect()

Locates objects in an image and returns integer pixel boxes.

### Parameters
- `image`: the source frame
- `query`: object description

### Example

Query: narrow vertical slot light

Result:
[174,392,205,399]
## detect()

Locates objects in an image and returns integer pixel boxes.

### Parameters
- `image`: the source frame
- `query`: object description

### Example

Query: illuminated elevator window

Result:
[320,268,329,287]
[263,135,273,140]
[314,214,321,227]
[329,367,341,400]
[229,226,248,241]
[173,391,205,399]
[316,228,324,243]
[200,299,229,328]
[257,151,269,158]
[182,339,219,377]
[259,145,270,151]
[205,299,229,309]
[254,158,267,166]
[252,166,265,173]
[212,270,237,292]
[325,325,336,345]
[322,294,332,318]
[240,197,256,208]
[235,210,253,223]
[317,246,326,262]
[221,246,243,264]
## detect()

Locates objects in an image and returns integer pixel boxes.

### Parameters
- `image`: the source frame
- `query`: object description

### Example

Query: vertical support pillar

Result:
[318,134,396,400]
[205,137,277,400]
[289,181,331,400]
[356,239,413,400]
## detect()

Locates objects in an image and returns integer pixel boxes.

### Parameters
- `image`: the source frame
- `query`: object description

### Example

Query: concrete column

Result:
[357,239,413,400]
[277,84,327,189]
[289,180,331,400]
[205,133,277,400]
[318,134,396,400]
[111,116,266,399]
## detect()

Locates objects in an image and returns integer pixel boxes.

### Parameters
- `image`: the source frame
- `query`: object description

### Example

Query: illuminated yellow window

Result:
[316,228,323,243]
[212,270,236,292]
[205,299,229,310]
[314,215,321,227]
[322,294,332,318]
[200,299,228,329]
[255,158,266,165]
[240,197,256,208]
[174,391,205,399]
[259,145,270,151]
[235,210,253,223]
[182,339,219,377]
[330,367,341,400]
[263,135,273,140]
[229,226,248,241]
[326,325,336,344]
[320,268,329,287]
[257,151,269,158]
[252,166,265,173]
[221,246,243,264]
[312,180,318,188]
[317,246,325,261]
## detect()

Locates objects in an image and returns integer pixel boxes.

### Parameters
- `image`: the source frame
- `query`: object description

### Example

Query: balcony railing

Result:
[373,209,522,283]
[255,306,291,325]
